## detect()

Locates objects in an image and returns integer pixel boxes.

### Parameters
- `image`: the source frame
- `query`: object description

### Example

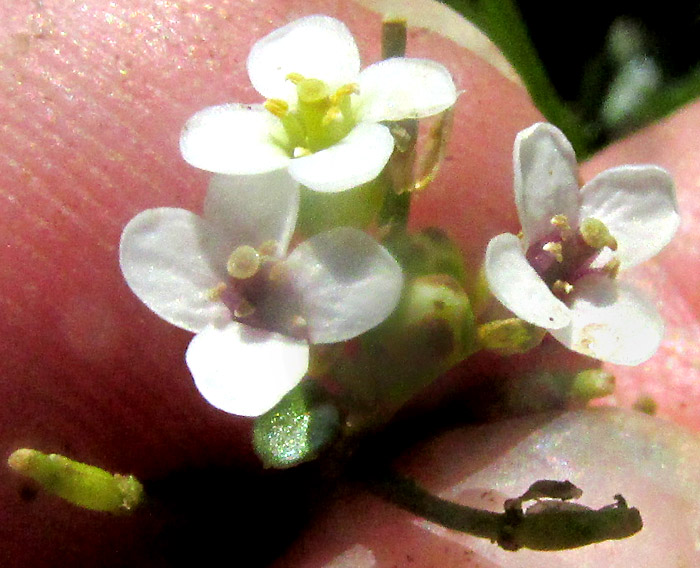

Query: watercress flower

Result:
[179,14,457,193]
[485,122,680,365]
[119,170,403,416]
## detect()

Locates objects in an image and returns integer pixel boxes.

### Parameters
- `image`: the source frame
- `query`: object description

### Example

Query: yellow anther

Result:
[296,78,329,104]
[285,72,305,84]
[321,106,343,126]
[551,214,572,238]
[290,315,308,334]
[258,240,279,258]
[227,245,261,279]
[330,83,359,104]
[206,282,227,301]
[602,257,621,278]
[580,217,618,251]
[268,261,289,282]
[234,299,256,319]
[543,241,564,263]
[263,98,289,118]
[293,146,312,158]
[553,280,574,294]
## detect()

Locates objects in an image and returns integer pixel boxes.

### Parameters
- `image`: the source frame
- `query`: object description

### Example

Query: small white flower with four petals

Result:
[485,122,680,365]
[179,14,457,193]
[120,170,403,416]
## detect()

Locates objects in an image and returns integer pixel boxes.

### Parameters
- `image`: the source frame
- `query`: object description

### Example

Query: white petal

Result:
[287,123,394,193]
[356,58,457,122]
[484,233,570,329]
[247,15,360,101]
[204,171,300,257]
[186,322,309,417]
[550,275,664,365]
[180,104,290,175]
[119,208,231,333]
[579,165,680,270]
[514,122,581,246]
[285,228,404,344]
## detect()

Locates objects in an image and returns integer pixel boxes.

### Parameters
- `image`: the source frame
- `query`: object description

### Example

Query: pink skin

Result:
[1,1,699,566]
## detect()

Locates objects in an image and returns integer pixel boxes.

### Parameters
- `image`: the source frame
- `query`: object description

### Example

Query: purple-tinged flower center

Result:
[525,215,619,296]
[214,244,308,340]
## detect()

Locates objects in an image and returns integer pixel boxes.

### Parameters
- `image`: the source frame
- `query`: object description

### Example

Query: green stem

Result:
[378,17,416,228]
[365,467,503,539]
[441,0,595,159]
[360,468,643,551]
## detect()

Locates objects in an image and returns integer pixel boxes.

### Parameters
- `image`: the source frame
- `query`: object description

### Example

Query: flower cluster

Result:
[119,14,459,417]
[120,14,679,431]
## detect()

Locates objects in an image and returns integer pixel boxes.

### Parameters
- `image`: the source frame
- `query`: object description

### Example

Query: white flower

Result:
[179,14,457,193]
[485,122,680,365]
[119,170,403,416]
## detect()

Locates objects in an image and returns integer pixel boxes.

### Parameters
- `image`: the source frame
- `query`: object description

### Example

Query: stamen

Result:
[234,299,256,319]
[602,258,621,278]
[227,245,261,279]
[268,261,289,282]
[258,240,279,258]
[321,106,343,126]
[263,98,289,118]
[293,147,312,158]
[289,315,308,338]
[206,282,227,301]
[543,242,564,263]
[551,214,573,239]
[285,72,305,84]
[330,83,359,105]
[552,280,574,294]
[580,217,618,251]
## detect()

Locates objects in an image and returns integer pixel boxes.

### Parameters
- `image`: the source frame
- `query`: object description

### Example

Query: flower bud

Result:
[8,449,143,513]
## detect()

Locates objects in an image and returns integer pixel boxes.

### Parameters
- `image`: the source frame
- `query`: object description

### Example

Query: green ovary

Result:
[265,74,358,155]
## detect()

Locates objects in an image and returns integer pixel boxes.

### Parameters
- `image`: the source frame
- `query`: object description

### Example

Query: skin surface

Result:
[1,1,699,566]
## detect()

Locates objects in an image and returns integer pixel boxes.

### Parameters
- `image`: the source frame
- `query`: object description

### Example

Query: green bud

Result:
[633,394,658,415]
[253,380,340,469]
[569,369,616,402]
[332,273,477,426]
[8,449,143,513]
[477,318,546,355]
[400,274,477,362]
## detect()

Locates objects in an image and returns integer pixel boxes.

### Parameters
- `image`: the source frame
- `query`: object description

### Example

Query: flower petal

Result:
[514,122,581,246]
[550,275,664,365]
[356,58,457,122]
[287,122,394,193]
[180,104,290,175]
[579,165,680,270]
[186,322,309,417]
[119,208,231,333]
[204,171,300,257]
[247,15,360,100]
[484,233,570,329]
[285,227,404,344]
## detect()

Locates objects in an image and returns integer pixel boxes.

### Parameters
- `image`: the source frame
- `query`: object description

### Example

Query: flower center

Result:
[526,215,620,296]
[209,242,308,340]
[264,73,359,156]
